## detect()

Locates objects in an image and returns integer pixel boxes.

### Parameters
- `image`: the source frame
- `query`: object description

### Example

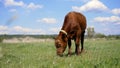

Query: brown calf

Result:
[55,11,87,56]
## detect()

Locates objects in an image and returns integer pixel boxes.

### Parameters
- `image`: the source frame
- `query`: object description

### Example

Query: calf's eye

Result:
[56,44,61,48]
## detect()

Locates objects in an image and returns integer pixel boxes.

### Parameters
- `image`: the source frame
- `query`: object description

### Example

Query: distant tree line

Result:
[86,26,120,39]
[0,27,120,42]
[0,34,57,39]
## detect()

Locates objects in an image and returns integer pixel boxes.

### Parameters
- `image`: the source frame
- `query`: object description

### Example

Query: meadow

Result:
[0,39,120,68]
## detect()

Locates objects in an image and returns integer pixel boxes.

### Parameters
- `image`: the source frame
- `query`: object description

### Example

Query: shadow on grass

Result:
[58,50,87,57]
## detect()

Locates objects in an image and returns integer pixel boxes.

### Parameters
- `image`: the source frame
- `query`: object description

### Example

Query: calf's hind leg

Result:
[81,31,85,53]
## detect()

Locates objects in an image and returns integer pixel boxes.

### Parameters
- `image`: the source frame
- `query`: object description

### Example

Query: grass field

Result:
[0,39,120,68]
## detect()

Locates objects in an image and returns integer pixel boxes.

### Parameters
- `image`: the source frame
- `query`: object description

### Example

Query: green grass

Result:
[0,39,120,68]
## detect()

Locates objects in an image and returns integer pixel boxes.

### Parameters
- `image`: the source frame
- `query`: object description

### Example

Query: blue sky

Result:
[0,0,120,35]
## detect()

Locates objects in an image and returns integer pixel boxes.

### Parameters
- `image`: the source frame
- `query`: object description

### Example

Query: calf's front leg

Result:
[75,37,80,55]
[68,39,72,56]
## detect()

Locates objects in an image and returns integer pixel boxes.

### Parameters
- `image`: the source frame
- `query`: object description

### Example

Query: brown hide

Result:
[55,11,87,56]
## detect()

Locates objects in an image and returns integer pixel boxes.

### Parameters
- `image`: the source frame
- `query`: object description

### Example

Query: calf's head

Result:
[55,33,67,56]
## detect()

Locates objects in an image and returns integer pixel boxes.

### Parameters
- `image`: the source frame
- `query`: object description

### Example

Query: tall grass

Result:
[0,39,120,68]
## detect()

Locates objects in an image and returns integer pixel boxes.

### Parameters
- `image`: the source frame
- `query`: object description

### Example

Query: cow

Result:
[55,11,87,56]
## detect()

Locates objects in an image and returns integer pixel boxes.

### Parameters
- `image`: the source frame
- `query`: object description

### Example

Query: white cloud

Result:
[93,16,120,24]
[13,26,31,33]
[72,0,108,12]
[13,26,46,34]
[37,18,57,24]
[0,25,8,34]
[0,25,46,34]
[49,27,61,34]
[27,2,43,10]
[0,25,8,31]
[0,31,8,34]
[4,0,25,7]
[111,8,120,15]
[4,0,43,10]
